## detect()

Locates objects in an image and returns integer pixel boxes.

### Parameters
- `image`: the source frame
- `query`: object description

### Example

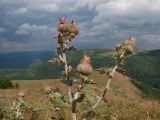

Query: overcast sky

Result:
[0,0,160,53]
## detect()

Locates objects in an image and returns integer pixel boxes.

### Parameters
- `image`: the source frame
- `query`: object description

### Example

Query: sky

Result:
[0,0,160,53]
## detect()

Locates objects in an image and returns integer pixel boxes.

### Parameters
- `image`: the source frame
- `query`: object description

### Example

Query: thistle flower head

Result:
[68,21,79,35]
[123,36,136,48]
[57,17,79,39]
[57,19,69,33]
[54,17,79,55]
[123,36,136,55]
[77,55,92,76]
[115,36,136,55]
[114,36,136,64]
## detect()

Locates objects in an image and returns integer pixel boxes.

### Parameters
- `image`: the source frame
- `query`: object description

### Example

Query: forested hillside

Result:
[0,49,160,98]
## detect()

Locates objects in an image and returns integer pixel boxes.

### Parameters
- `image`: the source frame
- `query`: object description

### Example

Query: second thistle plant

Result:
[11,92,25,120]
[81,36,136,119]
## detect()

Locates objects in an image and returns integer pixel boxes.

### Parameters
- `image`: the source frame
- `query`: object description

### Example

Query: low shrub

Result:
[0,76,14,89]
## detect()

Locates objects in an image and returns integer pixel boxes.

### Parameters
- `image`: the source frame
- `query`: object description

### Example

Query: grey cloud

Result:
[71,0,106,11]
[141,34,160,43]
[8,7,28,15]
[92,0,160,30]
[0,37,24,52]
[0,27,6,33]
[0,0,160,53]
[0,37,54,53]
[16,23,53,35]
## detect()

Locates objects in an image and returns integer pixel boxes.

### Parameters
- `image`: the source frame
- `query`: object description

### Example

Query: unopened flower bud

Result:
[69,21,79,35]
[57,18,69,33]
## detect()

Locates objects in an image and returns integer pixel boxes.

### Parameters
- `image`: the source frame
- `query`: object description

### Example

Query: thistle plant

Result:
[44,86,65,120]
[50,17,136,120]
[81,36,136,119]
[0,96,9,120]
[50,17,97,120]
[49,16,80,120]
[11,92,25,120]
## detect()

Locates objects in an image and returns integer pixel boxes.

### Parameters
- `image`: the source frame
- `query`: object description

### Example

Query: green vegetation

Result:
[0,51,53,68]
[124,50,160,98]
[0,50,115,80]
[0,76,14,89]
[0,62,63,80]
[0,49,160,99]
[131,79,160,99]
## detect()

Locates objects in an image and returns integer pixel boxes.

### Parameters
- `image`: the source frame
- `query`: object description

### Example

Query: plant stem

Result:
[92,65,118,110]
[81,65,117,119]
[81,52,125,120]
[16,96,21,118]
[61,53,77,120]
[72,113,77,120]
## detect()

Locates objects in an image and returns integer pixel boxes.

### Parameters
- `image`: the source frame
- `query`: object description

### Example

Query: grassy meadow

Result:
[0,70,160,120]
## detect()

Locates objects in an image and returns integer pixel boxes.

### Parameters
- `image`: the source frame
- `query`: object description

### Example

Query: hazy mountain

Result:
[0,49,160,99]
[0,51,54,68]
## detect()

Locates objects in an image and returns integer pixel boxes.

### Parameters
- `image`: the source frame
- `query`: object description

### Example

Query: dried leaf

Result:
[48,58,61,64]
[64,46,77,51]
[95,68,106,74]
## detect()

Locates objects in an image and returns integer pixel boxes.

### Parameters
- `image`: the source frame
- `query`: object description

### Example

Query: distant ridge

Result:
[0,50,54,68]
[0,49,159,68]
[0,49,113,68]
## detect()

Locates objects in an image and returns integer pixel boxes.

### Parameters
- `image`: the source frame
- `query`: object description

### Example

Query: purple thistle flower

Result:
[62,16,67,21]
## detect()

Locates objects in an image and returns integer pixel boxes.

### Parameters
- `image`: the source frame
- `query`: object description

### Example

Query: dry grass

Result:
[0,71,160,120]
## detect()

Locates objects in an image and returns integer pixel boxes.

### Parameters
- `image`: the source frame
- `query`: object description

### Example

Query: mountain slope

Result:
[0,70,159,120]
[89,69,141,99]
[0,49,160,99]
[124,50,160,98]
[125,50,160,88]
